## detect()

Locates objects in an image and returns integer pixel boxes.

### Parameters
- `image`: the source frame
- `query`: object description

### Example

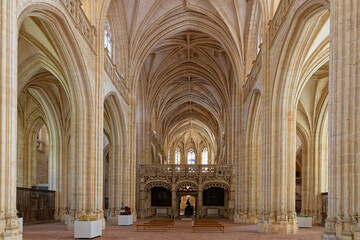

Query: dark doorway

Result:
[179,195,196,216]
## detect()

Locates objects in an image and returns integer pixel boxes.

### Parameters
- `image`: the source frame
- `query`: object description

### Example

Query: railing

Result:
[16,187,55,223]
[151,132,166,159]
[140,164,233,177]
[243,45,262,101]
[269,0,295,44]
[61,0,97,51]
[104,52,129,102]
[243,0,297,101]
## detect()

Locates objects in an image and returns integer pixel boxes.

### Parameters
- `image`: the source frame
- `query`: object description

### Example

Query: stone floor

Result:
[23,219,324,240]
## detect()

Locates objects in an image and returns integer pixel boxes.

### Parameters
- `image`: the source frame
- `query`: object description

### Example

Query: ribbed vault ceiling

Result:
[142,30,234,158]
[117,0,247,162]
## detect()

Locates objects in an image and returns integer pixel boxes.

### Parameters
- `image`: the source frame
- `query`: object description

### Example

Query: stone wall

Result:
[36,126,49,185]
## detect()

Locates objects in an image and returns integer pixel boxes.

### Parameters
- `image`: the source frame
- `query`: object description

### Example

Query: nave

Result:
[0,0,359,239]
[22,220,324,240]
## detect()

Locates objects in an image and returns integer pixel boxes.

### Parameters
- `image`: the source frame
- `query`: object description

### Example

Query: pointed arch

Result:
[243,89,261,223]
[104,93,127,213]
[17,4,98,218]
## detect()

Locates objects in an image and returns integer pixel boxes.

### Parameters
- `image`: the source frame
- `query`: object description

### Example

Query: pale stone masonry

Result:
[0,0,21,239]
[0,0,359,240]
[323,0,360,239]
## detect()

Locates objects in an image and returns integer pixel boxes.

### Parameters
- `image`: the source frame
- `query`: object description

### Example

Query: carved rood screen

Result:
[140,164,233,192]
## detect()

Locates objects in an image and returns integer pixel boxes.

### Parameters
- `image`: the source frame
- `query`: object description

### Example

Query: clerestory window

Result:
[187,148,195,164]
[104,18,112,57]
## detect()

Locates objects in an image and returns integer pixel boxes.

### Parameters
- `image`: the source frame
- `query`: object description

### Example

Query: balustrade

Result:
[61,0,96,51]
[104,52,129,102]
[243,45,262,101]
[140,164,233,177]
[269,0,295,43]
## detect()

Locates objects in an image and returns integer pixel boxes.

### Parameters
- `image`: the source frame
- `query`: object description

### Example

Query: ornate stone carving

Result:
[145,181,171,190]
[78,10,92,42]
[63,0,76,17]
[176,182,198,191]
[151,133,165,158]
[61,0,96,50]
[105,55,113,77]
[104,51,129,103]
[139,164,234,219]
[243,45,262,101]
[203,182,230,190]
[140,164,232,188]
[269,0,295,44]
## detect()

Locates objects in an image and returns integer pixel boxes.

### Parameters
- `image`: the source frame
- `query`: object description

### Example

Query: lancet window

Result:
[187,148,195,164]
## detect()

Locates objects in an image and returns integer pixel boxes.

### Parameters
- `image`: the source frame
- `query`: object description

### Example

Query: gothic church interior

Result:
[0,0,359,239]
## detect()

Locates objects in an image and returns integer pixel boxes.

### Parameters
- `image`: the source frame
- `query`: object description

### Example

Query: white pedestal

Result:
[18,218,23,232]
[74,220,102,239]
[118,215,133,226]
[64,214,70,225]
[298,217,312,228]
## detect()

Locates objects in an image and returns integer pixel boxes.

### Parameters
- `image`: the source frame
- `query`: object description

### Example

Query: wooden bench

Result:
[148,219,175,228]
[136,219,175,232]
[192,220,224,233]
[192,224,225,232]
[194,219,218,223]
[136,223,170,232]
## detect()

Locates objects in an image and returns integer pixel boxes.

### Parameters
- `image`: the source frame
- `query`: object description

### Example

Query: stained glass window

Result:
[104,18,112,57]
[202,148,208,165]
[168,149,171,164]
[175,148,181,164]
[187,148,195,164]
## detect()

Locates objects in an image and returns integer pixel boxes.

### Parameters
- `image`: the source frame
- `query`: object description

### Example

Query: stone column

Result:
[0,0,21,239]
[128,101,137,221]
[323,0,360,239]
[107,112,126,222]
[300,131,326,226]
[171,178,177,218]
[197,190,203,218]
[228,166,236,221]
[138,181,146,219]
[197,179,203,219]
[64,15,106,229]
[258,20,298,234]
[171,189,177,218]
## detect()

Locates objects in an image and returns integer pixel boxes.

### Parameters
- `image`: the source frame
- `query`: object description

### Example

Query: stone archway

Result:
[178,194,197,217]
[141,181,172,218]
